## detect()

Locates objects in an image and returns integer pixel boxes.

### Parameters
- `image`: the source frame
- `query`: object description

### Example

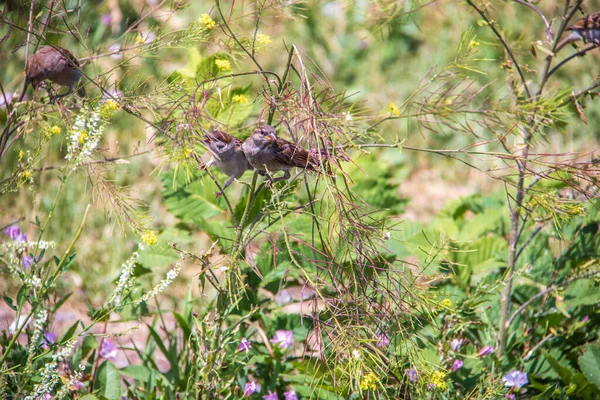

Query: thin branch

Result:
[547,44,597,79]
[465,0,532,98]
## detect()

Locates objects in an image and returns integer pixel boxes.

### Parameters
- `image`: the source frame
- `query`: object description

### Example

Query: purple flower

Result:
[283,390,298,400]
[5,225,26,242]
[478,346,494,357]
[238,337,252,352]
[582,315,590,323]
[503,370,528,389]
[263,391,278,400]
[101,13,112,27]
[71,379,85,390]
[42,394,52,400]
[244,381,261,397]
[376,333,390,348]
[505,395,516,400]
[22,254,39,269]
[270,330,294,349]
[451,359,463,372]
[405,367,418,382]
[450,338,463,352]
[99,339,118,360]
[42,332,57,349]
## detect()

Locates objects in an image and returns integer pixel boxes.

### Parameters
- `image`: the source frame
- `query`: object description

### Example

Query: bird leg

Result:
[265,170,290,188]
[50,87,74,104]
[215,176,235,198]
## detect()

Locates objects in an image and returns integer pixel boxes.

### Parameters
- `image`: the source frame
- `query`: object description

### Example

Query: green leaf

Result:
[138,228,193,268]
[78,395,99,400]
[82,335,98,358]
[120,365,151,382]
[3,296,16,311]
[17,285,28,308]
[94,361,122,400]
[544,352,573,384]
[565,279,600,308]
[579,344,600,389]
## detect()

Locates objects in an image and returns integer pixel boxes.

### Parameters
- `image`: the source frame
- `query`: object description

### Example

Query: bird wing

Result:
[568,12,600,30]
[273,138,318,170]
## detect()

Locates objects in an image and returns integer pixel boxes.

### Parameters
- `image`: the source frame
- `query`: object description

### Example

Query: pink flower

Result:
[270,330,294,349]
[477,346,494,357]
[99,339,118,360]
[42,332,57,349]
[42,394,52,400]
[244,381,261,397]
[505,394,516,400]
[450,338,463,352]
[283,390,298,400]
[263,391,278,400]
[503,370,528,389]
[238,337,252,352]
[451,359,463,372]
[376,333,390,348]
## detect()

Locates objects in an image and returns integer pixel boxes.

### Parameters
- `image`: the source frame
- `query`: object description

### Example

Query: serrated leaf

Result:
[579,344,600,389]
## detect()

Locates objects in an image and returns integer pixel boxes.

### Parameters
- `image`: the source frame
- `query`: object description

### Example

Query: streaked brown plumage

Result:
[556,12,600,52]
[241,125,324,184]
[203,130,253,194]
[25,46,86,101]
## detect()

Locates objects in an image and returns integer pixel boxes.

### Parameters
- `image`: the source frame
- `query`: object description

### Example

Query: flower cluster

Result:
[215,59,231,72]
[107,249,141,307]
[137,263,181,303]
[25,338,77,400]
[199,13,215,30]
[232,94,249,103]
[99,99,120,119]
[360,372,379,391]
[141,230,158,246]
[429,370,447,390]
[256,33,272,46]
[65,106,105,166]
[2,225,55,286]
[387,102,401,116]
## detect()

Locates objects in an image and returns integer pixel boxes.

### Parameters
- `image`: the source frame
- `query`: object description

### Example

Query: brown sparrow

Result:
[202,130,253,195]
[241,125,323,184]
[556,12,600,52]
[25,46,86,102]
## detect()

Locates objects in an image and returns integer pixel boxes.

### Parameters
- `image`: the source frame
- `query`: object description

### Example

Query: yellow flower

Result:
[100,99,120,119]
[232,94,248,103]
[215,59,231,72]
[18,150,24,161]
[430,371,447,390]
[439,298,453,308]
[199,13,215,30]
[22,170,31,180]
[388,102,400,117]
[256,33,272,45]
[79,131,88,145]
[49,125,61,135]
[141,230,159,246]
[360,372,379,391]
[468,40,480,50]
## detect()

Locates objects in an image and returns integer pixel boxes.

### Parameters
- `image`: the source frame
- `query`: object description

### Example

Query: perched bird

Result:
[25,46,86,102]
[242,125,324,184]
[556,12,600,53]
[202,130,253,195]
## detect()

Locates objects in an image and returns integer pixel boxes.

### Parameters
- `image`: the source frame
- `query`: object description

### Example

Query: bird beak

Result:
[267,133,277,141]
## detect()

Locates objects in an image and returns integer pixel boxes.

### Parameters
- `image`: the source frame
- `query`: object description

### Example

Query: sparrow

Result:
[202,130,253,195]
[241,125,324,184]
[25,46,86,102]
[556,12,600,53]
